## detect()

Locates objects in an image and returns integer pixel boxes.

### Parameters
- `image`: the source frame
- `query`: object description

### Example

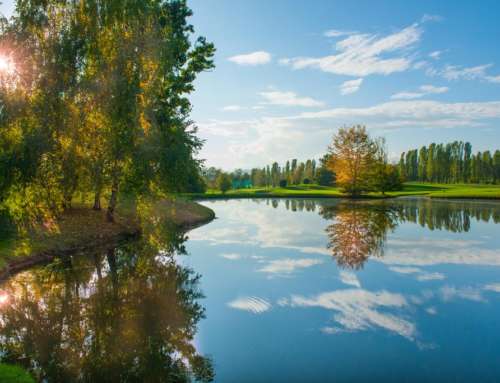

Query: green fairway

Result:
[185,183,500,200]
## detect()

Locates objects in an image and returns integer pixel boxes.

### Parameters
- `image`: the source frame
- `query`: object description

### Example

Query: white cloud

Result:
[228,296,272,314]
[391,84,448,99]
[258,258,323,274]
[339,271,361,288]
[197,99,500,168]
[282,289,415,339]
[340,78,363,95]
[420,84,449,94]
[324,29,357,38]
[281,23,422,77]
[219,253,241,260]
[259,90,324,107]
[421,14,444,23]
[436,64,500,84]
[391,92,425,100]
[228,51,271,66]
[429,50,442,60]
[222,105,243,111]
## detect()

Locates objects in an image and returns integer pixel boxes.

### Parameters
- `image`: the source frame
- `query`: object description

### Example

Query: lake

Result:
[1,197,500,382]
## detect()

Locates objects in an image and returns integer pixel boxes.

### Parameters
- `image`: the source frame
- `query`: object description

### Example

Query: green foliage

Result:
[400,141,499,184]
[0,364,34,383]
[0,0,214,227]
[279,179,288,187]
[216,173,232,194]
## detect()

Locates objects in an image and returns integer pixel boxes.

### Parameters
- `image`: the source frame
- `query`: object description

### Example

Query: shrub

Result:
[279,179,287,187]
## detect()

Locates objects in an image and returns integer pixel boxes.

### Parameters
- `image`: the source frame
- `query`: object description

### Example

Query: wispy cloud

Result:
[228,296,272,314]
[281,23,422,77]
[228,51,271,66]
[340,78,363,95]
[222,105,243,111]
[429,50,442,60]
[421,14,444,23]
[259,90,324,107]
[219,253,242,260]
[324,29,357,38]
[391,84,448,99]
[429,63,500,84]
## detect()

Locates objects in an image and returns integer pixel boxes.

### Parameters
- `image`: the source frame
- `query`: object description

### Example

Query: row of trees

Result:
[399,142,500,183]
[203,157,336,193]
[0,0,214,228]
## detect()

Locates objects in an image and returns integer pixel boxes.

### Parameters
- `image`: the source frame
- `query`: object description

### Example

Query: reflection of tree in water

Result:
[320,202,398,270]
[319,198,500,269]
[392,198,500,233]
[0,234,214,382]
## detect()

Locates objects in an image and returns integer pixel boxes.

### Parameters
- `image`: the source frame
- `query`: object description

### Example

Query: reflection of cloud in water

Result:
[416,272,445,281]
[339,271,361,288]
[388,238,484,248]
[380,247,500,267]
[279,289,415,340]
[258,258,323,274]
[390,266,446,282]
[440,286,485,302]
[227,296,272,314]
[425,307,437,315]
[484,283,500,293]
[389,266,421,274]
[192,201,328,256]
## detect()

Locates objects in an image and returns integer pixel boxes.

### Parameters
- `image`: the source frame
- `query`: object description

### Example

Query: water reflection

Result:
[0,235,214,382]
[274,197,500,269]
[320,202,399,269]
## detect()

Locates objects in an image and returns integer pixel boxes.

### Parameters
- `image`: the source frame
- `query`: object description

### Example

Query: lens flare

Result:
[0,291,9,306]
[0,55,15,75]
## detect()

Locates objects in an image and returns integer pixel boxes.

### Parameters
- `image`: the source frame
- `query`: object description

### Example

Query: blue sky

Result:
[2,1,500,169]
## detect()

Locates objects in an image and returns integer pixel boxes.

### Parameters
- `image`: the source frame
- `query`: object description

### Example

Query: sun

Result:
[0,55,15,75]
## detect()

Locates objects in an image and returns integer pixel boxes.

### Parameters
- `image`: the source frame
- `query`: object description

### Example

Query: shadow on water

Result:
[271,197,500,270]
[0,223,214,382]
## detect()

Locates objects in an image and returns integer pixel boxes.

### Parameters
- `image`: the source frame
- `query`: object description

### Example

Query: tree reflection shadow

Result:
[0,230,214,382]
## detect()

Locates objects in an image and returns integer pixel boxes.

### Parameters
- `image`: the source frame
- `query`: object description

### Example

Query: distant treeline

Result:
[203,156,335,190]
[399,141,500,183]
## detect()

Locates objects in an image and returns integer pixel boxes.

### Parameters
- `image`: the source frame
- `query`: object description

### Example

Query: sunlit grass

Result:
[188,183,500,200]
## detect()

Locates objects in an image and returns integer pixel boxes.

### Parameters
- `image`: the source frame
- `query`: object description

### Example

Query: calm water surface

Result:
[1,198,500,382]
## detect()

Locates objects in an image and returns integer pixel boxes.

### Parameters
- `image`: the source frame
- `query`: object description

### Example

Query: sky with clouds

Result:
[2,0,499,169]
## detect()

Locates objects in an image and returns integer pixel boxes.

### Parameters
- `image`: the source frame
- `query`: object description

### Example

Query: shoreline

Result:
[0,198,215,282]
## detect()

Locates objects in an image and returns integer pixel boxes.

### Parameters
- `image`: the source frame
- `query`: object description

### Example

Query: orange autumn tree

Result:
[327,125,379,196]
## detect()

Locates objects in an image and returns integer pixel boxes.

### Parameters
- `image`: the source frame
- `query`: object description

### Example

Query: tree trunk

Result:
[93,190,101,210]
[106,175,119,222]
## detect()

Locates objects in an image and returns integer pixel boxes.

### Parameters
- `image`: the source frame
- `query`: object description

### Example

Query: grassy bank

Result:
[184,183,500,200]
[0,197,215,275]
[0,364,34,383]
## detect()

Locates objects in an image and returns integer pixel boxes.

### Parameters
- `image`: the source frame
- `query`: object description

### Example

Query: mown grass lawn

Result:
[186,183,500,200]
